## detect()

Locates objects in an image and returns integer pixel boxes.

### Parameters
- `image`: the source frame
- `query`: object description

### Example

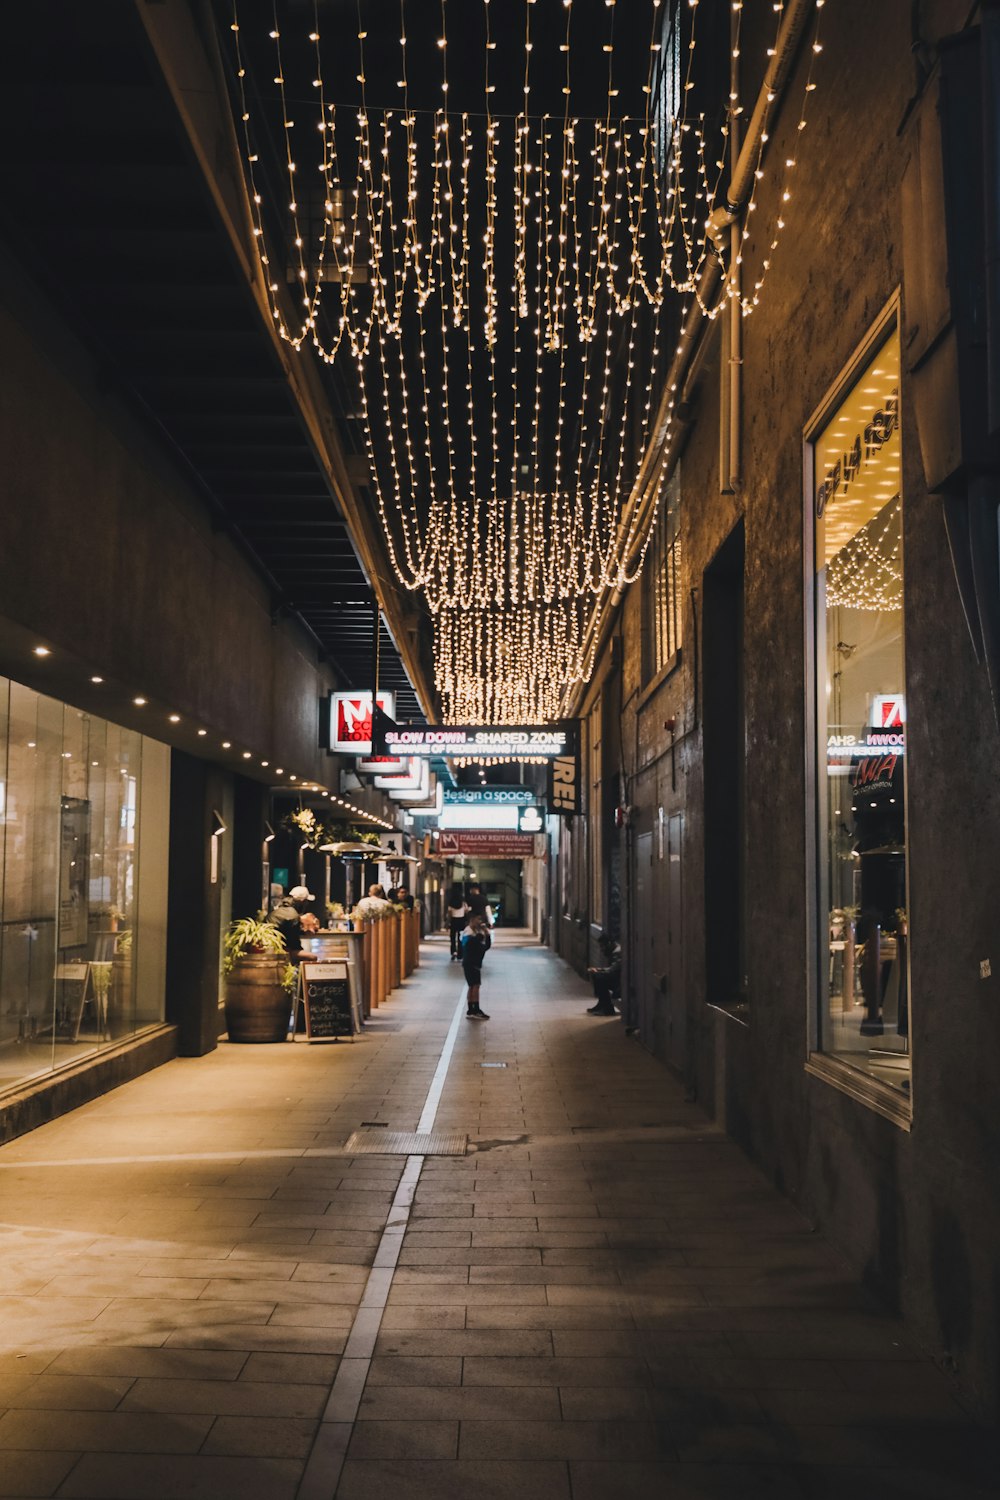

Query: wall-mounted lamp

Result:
[211,809,227,885]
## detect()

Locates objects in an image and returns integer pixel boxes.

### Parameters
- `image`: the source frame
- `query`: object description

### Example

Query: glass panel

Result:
[0,678,156,1099]
[815,325,909,1096]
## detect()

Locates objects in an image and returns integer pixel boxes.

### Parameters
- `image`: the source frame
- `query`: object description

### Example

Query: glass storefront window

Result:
[813,321,910,1097]
[0,677,163,1096]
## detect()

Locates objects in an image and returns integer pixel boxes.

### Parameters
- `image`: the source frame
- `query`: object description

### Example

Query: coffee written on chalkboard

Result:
[299,962,357,1041]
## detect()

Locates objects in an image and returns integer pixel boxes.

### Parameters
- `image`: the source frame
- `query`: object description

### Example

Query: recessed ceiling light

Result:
[197,728,207,737]
[92,760,99,767]
[91,675,104,684]
[27,740,36,748]
[290,775,297,781]
[133,697,147,707]
[168,714,181,724]
[33,646,51,657]
[276,768,284,775]
[242,751,252,759]
[222,741,232,749]
[261,760,269,767]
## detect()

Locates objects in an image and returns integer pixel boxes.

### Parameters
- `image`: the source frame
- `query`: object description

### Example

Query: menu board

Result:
[299,961,358,1041]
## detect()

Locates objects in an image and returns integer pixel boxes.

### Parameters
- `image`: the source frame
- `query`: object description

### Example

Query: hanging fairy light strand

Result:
[227,0,831,721]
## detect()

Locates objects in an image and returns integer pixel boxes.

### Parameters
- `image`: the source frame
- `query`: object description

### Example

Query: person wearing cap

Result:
[268,885,315,961]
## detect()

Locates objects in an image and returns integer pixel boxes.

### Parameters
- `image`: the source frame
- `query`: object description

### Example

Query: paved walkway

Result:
[0,933,994,1499]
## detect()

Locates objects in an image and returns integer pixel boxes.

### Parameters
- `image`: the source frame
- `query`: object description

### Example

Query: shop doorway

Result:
[664,812,685,1072]
[461,860,524,927]
[632,831,654,1041]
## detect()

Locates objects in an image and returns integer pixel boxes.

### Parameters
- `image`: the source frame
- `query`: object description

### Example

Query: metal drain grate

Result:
[343,1128,468,1156]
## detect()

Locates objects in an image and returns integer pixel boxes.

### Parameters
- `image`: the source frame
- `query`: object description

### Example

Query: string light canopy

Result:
[226,0,829,721]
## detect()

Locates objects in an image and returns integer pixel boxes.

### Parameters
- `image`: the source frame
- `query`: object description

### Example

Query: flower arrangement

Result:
[284,807,328,848]
[352,894,393,922]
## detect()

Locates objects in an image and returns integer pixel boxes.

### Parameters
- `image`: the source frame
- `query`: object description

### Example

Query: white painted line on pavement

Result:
[296,993,467,1500]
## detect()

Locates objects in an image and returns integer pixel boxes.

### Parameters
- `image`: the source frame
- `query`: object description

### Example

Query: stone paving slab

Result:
[0,934,995,1500]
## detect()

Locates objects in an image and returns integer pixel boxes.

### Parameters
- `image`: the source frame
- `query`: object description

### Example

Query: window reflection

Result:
[0,679,150,1093]
[814,325,910,1095]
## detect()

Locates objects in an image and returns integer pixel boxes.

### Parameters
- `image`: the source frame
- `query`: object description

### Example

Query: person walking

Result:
[461,914,492,1019]
[446,883,469,961]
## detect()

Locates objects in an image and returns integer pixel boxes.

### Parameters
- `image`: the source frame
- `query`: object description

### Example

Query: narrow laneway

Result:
[0,938,992,1499]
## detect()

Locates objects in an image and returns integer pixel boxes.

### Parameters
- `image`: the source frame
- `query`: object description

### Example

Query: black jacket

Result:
[460,928,492,967]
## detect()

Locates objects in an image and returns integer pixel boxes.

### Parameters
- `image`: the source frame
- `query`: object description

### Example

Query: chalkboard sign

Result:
[300,961,357,1041]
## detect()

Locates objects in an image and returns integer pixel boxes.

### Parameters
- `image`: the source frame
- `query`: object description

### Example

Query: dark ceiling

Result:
[0,1,428,723]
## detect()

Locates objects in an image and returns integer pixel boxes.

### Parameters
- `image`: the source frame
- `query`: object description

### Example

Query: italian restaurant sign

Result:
[439,831,537,858]
[379,724,575,760]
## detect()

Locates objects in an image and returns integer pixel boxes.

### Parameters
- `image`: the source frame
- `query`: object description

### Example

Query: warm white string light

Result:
[228,0,831,720]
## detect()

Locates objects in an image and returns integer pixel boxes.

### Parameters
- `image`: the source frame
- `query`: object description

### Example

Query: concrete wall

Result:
[566,0,1000,1422]
[0,245,338,779]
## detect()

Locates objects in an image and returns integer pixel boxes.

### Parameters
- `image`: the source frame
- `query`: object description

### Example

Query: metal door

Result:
[665,813,685,1073]
[632,831,654,1044]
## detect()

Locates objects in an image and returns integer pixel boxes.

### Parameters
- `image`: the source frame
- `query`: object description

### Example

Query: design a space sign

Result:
[380,724,575,759]
[327,691,395,754]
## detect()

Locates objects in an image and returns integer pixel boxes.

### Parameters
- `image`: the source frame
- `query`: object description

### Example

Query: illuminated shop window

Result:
[645,469,682,680]
[0,681,163,1098]
[812,318,910,1101]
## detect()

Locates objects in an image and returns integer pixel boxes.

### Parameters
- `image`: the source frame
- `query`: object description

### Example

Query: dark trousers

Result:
[449,918,466,957]
[592,973,617,1008]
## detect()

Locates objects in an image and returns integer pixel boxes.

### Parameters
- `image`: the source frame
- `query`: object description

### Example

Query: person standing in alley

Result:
[447,883,469,961]
[461,913,492,1019]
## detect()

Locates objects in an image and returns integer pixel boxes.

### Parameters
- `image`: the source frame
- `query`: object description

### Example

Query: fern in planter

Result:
[223,917,292,1044]
[223,916,287,975]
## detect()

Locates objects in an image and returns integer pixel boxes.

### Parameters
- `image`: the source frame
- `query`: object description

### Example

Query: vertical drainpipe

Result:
[721,0,742,494]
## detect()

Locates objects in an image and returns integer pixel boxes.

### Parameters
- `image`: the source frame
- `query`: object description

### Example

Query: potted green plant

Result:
[223,916,291,1043]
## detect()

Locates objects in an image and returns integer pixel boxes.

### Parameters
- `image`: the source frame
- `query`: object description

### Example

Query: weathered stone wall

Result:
[577,0,1000,1421]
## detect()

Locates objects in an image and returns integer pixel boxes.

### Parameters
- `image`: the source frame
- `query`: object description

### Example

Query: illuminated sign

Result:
[439,831,537,858]
[374,759,431,802]
[548,752,580,815]
[380,724,575,760]
[518,805,545,833]
[444,787,536,805]
[357,753,407,775]
[328,692,395,755]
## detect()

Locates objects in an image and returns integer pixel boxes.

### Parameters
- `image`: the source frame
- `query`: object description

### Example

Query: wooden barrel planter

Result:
[224,955,290,1043]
